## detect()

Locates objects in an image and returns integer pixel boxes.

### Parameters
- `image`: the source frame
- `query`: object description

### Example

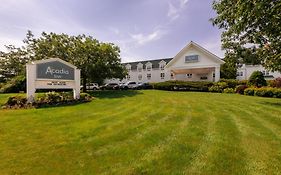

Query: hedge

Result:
[152,81,213,92]
[244,87,281,98]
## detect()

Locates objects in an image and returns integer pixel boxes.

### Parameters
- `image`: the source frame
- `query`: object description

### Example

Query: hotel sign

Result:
[26,58,80,102]
[37,61,75,80]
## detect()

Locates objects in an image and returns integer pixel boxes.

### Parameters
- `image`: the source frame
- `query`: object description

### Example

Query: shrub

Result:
[153,81,213,92]
[269,77,281,88]
[223,88,235,93]
[80,93,92,102]
[244,87,255,96]
[254,87,274,97]
[3,96,29,109]
[238,80,248,85]
[248,71,267,87]
[243,87,281,98]
[235,85,248,94]
[219,79,239,88]
[37,92,66,105]
[3,92,93,109]
[0,75,26,93]
[36,92,92,107]
[209,82,228,93]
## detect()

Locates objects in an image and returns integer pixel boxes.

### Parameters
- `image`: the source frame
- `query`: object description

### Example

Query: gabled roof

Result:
[166,41,225,68]
[123,58,173,70]
[27,58,77,69]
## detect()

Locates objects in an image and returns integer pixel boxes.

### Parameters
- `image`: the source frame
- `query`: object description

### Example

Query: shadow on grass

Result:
[35,100,92,109]
[88,90,142,99]
[259,101,281,107]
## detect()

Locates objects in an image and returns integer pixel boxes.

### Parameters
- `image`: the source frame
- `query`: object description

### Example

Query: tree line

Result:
[0,31,127,91]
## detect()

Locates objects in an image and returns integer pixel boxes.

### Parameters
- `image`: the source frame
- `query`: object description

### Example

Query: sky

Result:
[0,0,224,62]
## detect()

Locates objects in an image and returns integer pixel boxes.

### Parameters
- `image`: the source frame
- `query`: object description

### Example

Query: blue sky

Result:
[0,0,224,62]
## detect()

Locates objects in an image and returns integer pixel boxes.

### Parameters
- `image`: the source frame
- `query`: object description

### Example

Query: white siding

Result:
[237,65,281,80]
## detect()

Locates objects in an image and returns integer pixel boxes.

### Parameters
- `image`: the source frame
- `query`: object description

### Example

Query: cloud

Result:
[130,30,166,45]
[180,0,189,8]
[167,0,190,22]
[167,3,180,21]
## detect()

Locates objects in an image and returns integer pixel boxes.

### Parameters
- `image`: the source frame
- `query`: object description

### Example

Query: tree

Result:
[1,31,127,91]
[211,0,281,71]
[220,54,238,79]
[0,45,30,80]
[248,71,267,87]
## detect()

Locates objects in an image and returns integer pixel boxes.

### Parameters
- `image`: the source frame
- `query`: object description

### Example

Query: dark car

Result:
[100,83,119,90]
[137,82,153,89]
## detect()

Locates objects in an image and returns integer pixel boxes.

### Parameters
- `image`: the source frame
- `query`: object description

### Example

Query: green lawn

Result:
[1,90,281,175]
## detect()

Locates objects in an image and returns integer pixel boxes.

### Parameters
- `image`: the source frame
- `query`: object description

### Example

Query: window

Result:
[160,64,165,70]
[147,73,151,80]
[146,65,152,71]
[186,74,192,78]
[171,73,174,79]
[126,64,131,72]
[185,55,199,63]
[138,74,142,80]
[237,72,243,76]
[262,70,270,76]
[160,73,165,79]
[138,67,142,72]
[127,75,130,80]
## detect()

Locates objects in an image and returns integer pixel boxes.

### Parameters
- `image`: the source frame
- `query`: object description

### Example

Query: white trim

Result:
[28,58,77,69]
[166,41,224,68]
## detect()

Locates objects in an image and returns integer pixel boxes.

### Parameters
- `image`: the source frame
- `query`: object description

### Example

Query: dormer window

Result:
[185,55,199,63]
[146,62,152,71]
[137,63,143,72]
[126,64,131,72]
[159,61,166,70]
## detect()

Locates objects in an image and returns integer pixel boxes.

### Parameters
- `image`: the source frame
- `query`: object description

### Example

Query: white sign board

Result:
[26,58,80,102]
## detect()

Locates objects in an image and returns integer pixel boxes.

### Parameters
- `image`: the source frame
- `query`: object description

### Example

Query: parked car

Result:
[100,83,119,90]
[80,83,99,90]
[87,83,99,90]
[137,82,153,89]
[120,81,138,90]
[118,83,125,89]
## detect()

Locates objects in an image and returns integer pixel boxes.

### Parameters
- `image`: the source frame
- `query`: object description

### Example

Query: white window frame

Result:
[186,74,192,78]
[147,73,151,80]
[160,73,165,79]
[138,74,142,80]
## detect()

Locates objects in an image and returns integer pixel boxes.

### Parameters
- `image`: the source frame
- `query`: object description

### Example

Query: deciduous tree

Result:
[1,31,127,91]
[212,0,281,71]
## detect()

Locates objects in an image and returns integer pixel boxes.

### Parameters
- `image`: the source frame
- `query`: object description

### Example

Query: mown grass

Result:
[0,90,281,174]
